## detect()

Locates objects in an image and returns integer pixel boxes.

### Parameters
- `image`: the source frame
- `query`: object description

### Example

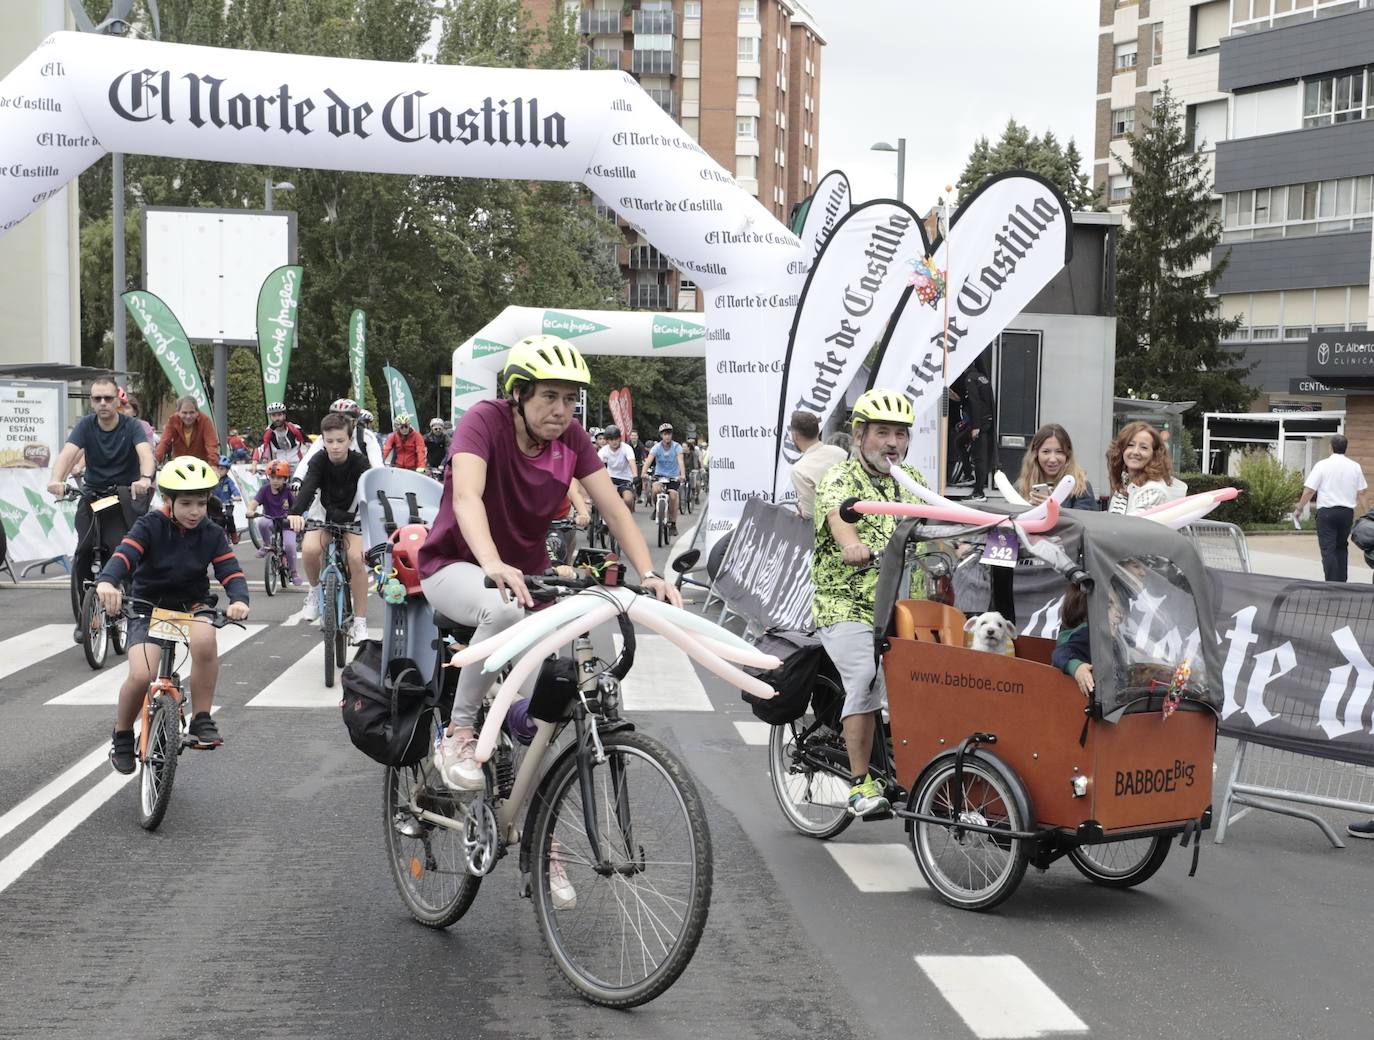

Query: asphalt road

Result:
[1,503,1371,1040]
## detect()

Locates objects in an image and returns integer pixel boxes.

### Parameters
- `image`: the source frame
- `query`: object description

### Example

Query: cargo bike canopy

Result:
[872,508,1225,722]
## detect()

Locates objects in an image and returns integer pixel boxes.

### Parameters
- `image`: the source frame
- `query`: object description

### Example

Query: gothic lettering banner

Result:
[711,498,815,633]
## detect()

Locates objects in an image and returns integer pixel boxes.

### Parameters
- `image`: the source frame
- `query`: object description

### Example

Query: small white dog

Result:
[964,612,1017,655]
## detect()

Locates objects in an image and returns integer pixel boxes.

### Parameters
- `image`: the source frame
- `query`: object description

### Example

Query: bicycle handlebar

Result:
[484,570,652,602]
[118,596,247,631]
[302,519,361,535]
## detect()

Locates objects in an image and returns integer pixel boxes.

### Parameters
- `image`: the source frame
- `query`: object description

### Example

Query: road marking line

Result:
[0,744,109,842]
[0,770,134,895]
[824,843,926,892]
[245,643,334,707]
[0,625,79,682]
[915,955,1088,1039]
[733,721,772,746]
[45,625,265,705]
[612,633,713,712]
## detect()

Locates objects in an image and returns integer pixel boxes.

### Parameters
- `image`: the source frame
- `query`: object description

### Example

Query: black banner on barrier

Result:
[713,499,815,632]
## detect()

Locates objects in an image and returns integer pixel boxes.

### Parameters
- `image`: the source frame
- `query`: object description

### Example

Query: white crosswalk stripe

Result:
[823,843,927,893]
[613,633,713,712]
[915,955,1088,1039]
[44,624,266,705]
[733,720,772,746]
[246,643,338,708]
[0,625,78,682]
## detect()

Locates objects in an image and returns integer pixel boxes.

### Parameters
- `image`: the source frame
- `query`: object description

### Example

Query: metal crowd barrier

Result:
[1183,519,1374,848]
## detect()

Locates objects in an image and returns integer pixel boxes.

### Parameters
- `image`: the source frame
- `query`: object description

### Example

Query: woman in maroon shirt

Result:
[418,335,679,791]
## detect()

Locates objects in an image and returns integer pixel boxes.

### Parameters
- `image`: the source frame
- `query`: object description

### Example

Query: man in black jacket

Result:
[963,358,995,503]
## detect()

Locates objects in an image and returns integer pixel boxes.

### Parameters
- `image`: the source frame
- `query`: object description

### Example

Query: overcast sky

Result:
[804,0,1098,210]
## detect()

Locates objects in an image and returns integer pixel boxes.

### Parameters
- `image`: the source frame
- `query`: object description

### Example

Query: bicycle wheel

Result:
[530,730,712,1008]
[247,516,264,550]
[264,554,279,597]
[69,564,85,623]
[80,587,109,670]
[109,601,127,657]
[384,764,482,927]
[909,755,1030,912]
[322,572,340,688]
[138,694,181,831]
[1068,835,1171,888]
[767,676,852,840]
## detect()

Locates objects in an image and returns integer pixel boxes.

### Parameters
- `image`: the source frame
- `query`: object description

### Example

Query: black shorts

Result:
[612,478,636,494]
[655,478,681,492]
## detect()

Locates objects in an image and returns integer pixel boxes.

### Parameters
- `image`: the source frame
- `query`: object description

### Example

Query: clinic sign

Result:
[1308,332,1374,383]
[0,378,64,468]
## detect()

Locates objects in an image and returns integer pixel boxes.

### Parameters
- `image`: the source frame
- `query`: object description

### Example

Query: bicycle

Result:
[545,517,580,569]
[679,469,695,516]
[257,515,293,597]
[382,570,712,1007]
[118,597,244,830]
[62,484,132,670]
[304,519,361,688]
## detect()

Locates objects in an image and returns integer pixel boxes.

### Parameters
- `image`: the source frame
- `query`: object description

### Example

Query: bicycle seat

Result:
[432,612,477,644]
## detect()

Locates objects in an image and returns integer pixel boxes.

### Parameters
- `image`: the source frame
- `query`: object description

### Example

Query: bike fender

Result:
[905,747,1034,839]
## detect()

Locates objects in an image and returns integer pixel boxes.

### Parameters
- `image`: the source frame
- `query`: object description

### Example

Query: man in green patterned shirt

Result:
[812,388,927,817]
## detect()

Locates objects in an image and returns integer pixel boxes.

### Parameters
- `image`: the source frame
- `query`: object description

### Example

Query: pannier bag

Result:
[341,640,449,766]
[1351,512,1374,552]
[742,629,826,726]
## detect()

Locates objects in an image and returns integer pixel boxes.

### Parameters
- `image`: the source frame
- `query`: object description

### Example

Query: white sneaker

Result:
[348,616,369,644]
[431,720,450,778]
[302,587,320,622]
[441,727,485,791]
[549,841,577,910]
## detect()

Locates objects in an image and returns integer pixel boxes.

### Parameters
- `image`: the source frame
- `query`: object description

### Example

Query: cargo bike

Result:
[767,503,1223,911]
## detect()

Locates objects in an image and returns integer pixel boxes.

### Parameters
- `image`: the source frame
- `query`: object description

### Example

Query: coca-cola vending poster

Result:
[0,378,65,469]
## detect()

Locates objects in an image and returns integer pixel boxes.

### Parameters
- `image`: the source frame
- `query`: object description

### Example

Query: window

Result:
[738,76,758,98]
[1223,176,1374,238]
[736,156,756,179]
[1110,173,1133,201]
[737,116,757,139]
[738,36,758,61]
[1112,107,1134,137]
[1250,326,1280,341]
[1114,41,1138,71]
[1303,68,1367,127]
[1151,22,1164,65]
[1283,326,1313,340]
[1190,1,1229,53]
[683,0,701,16]
[739,0,757,20]
[635,33,672,50]
[1186,99,1228,152]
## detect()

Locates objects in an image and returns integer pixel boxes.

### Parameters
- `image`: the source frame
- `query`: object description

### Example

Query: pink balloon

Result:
[628,606,779,696]
[1137,487,1239,518]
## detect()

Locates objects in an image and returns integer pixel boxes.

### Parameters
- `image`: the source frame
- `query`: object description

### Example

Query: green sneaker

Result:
[847,775,890,818]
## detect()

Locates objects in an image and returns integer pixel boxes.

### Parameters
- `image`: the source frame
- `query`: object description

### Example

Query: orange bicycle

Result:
[122,598,244,830]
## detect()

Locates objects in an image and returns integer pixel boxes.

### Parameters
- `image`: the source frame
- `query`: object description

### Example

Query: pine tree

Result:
[1114,86,1252,425]
[955,121,1102,210]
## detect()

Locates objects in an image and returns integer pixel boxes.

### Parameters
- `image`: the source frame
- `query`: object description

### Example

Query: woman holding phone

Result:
[1016,424,1099,510]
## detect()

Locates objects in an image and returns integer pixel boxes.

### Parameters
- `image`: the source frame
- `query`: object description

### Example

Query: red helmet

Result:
[389,523,429,596]
[266,460,292,479]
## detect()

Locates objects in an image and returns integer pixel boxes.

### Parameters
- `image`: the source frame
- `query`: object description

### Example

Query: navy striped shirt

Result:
[97,509,249,610]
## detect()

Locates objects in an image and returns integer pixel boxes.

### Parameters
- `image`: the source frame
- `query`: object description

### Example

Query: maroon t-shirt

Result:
[418,399,601,579]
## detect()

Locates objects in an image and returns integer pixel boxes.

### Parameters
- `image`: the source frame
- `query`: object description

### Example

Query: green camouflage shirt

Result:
[811,459,927,628]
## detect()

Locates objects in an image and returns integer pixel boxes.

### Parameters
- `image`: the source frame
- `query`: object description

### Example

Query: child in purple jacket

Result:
[246,459,301,585]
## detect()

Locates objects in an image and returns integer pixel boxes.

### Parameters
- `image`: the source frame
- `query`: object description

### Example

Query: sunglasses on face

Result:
[90,395,115,403]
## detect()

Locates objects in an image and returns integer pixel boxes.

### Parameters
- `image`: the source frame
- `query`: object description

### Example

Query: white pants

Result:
[420,561,526,728]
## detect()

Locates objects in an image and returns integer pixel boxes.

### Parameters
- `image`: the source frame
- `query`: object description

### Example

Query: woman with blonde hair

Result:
[1105,421,1173,515]
[1016,424,1098,509]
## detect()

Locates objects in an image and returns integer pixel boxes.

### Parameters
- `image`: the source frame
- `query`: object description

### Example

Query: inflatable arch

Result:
[0,32,805,539]
[450,306,704,421]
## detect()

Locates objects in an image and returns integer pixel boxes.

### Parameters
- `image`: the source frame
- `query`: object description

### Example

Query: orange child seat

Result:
[893,600,967,646]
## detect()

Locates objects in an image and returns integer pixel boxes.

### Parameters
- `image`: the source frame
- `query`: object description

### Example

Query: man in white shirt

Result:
[598,425,638,510]
[1295,434,1368,582]
[787,410,848,520]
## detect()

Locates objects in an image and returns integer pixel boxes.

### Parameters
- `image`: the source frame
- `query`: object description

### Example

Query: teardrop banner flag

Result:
[867,171,1074,482]
[255,265,303,412]
[608,389,628,435]
[794,169,851,267]
[383,364,418,423]
[122,290,212,418]
[622,386,634,437]
[772,199,930,497]
[348,309,367,404]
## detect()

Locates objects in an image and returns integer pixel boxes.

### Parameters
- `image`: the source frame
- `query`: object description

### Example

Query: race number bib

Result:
[980,527,1019,568]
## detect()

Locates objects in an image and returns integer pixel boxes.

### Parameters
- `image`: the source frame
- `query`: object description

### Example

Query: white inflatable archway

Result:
[0,32,804,540]
[450,306,704,421]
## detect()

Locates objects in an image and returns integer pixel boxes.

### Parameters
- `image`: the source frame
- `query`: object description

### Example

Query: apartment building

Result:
[525,0,824,310]
[1094,0,1374,477]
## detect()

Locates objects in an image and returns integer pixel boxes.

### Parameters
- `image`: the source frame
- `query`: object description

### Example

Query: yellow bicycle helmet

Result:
[851,388,915,430]
[157,456,218,495]
[500,335,592,396]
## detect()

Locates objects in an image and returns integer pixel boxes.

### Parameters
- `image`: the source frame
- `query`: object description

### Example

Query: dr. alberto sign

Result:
[1308,332,1374,384]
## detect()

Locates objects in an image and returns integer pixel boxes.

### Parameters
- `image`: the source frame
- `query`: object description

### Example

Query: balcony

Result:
[645,87,676,116]
[632,49,675,75]
[579,9,622,35]
[581,47,623,70]
[632,10,675,34]
[631,284,672,309]
[629,245,670,270]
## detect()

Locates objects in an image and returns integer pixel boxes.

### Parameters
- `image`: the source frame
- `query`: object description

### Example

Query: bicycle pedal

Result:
[860,810,894,823]
[182,738,221,750]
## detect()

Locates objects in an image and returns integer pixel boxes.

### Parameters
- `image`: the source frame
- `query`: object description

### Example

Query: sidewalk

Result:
[1242,533,1373,584]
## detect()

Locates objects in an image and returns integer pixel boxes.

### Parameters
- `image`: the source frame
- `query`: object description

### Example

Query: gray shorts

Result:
[818,621,886,719]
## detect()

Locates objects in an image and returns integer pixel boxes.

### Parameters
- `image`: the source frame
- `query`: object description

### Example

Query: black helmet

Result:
[604,425,621,439]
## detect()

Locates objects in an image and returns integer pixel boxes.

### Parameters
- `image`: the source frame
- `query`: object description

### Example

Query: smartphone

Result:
[1032,483,1050,496]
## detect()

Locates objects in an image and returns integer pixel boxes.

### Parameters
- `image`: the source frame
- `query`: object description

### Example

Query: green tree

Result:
[586,356,706,437]
[1113,86,1253,426]
[956,120,1103,210]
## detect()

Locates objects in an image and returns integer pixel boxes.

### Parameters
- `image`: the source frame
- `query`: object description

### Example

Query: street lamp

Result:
[871,138,906,203]
[265,179,295,211]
